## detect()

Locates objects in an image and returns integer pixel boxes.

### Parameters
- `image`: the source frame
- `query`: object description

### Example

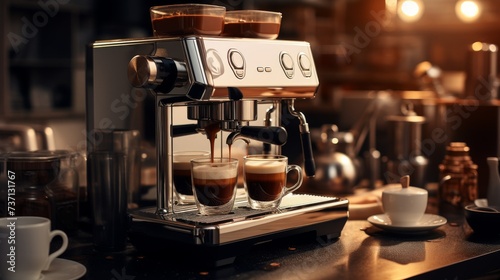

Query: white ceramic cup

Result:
[382,184,428,226]
[0,216,68,280]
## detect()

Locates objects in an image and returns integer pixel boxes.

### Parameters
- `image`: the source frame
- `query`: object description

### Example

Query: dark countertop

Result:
[63,212,500,280]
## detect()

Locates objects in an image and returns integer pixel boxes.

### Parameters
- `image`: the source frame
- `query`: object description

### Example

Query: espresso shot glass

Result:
[243,155,303,210]
[172,151,209,204]
[191,158,238,215]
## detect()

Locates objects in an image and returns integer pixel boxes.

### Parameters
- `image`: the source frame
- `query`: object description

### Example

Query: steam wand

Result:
[263,104,276,154]
[287,100,316,177]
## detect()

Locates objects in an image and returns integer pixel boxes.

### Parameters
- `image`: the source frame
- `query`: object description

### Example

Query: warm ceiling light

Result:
[471,41,497,52]
[456,0,481,22]
[397,0,424,22]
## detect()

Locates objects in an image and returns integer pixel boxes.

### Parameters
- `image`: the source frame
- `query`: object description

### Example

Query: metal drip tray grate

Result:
[172,206,273,224]
[137,194,341,225]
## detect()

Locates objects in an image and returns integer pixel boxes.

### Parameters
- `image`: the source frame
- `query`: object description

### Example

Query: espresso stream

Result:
[204,123,220,163]
[192,123,236,207]
[197,123,270,208]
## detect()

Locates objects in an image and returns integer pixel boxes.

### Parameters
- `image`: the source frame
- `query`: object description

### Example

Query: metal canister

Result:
[464,42,498,100]
[384,103,428,188]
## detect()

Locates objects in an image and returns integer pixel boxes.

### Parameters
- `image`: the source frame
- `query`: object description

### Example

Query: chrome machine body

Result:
[86,36,348,266]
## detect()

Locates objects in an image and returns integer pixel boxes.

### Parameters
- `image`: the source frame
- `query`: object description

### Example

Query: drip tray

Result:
[129,194,349,267]
[135,194,344,224]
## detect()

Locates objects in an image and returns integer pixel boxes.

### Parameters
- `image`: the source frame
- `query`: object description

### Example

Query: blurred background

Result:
[1,0,500,192]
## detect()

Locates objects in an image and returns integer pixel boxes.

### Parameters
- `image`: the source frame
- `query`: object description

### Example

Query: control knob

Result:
[128,55,187,93]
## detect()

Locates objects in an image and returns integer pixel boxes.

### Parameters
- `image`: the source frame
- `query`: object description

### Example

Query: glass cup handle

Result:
[44,230,68,270]
[283,164,303,196]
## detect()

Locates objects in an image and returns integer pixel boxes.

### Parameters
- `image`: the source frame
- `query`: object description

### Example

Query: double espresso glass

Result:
[188,154,303,215]
[191,158,239,215]
[150,4,282,40]
[243,155,303,210]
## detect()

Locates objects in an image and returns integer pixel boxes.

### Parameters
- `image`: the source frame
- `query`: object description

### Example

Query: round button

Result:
[279,52,294,79]
[228,49,245,79]
[280,53,294,70]
[299,53,311,71]
[229,50,244,69]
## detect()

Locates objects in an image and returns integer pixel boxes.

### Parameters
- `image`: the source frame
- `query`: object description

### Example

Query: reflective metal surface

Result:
[86,35,345,263]
[186,101,257,124]
[130,194,348,245]
[0,124,55,152]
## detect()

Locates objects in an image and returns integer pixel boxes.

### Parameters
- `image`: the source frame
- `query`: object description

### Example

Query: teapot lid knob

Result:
[400,175,410,189]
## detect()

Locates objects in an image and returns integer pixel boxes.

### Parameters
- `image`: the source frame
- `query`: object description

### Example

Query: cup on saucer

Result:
[0,216,68,280]
[381,175,428,226]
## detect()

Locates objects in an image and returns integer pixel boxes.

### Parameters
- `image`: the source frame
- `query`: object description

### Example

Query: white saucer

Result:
[40,258,86,280]
[367,214,447,234]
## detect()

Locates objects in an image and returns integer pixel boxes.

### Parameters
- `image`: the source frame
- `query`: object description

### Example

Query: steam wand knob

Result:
[128,55,187,93]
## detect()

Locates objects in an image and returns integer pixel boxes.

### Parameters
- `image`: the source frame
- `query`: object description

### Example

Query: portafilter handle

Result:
[171,124,199,137]
[226,126,287,146]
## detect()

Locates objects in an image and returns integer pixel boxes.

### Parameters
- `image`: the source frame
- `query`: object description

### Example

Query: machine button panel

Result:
[199,38,318,91]
[298,53,312,77]
[228,49,245,79]
[279,52,294,78]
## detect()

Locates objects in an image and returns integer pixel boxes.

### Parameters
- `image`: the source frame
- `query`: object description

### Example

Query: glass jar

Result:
[439,142,478,207]
[2,151,61,222]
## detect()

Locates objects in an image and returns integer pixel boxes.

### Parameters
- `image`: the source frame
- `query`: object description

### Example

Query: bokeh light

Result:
[456,0,481,22]
[398,0,424,22]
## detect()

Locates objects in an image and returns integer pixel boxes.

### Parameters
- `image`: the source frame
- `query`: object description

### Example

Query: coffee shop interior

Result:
[2,0,500,279]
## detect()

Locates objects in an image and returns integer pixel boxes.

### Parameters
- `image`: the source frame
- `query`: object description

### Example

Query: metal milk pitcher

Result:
[384,103,428,188]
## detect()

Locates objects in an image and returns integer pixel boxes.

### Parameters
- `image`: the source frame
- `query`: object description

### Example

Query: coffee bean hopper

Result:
[86,34,348,266]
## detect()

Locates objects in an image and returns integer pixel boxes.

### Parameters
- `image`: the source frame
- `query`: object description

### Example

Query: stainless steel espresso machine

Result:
[86,36,348,266]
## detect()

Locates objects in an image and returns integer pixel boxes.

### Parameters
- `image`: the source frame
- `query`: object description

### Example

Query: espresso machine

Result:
[86,36,348,266]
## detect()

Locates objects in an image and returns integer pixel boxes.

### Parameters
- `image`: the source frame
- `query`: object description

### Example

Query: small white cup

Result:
[382,184,428,226]
[0,216,68,280]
